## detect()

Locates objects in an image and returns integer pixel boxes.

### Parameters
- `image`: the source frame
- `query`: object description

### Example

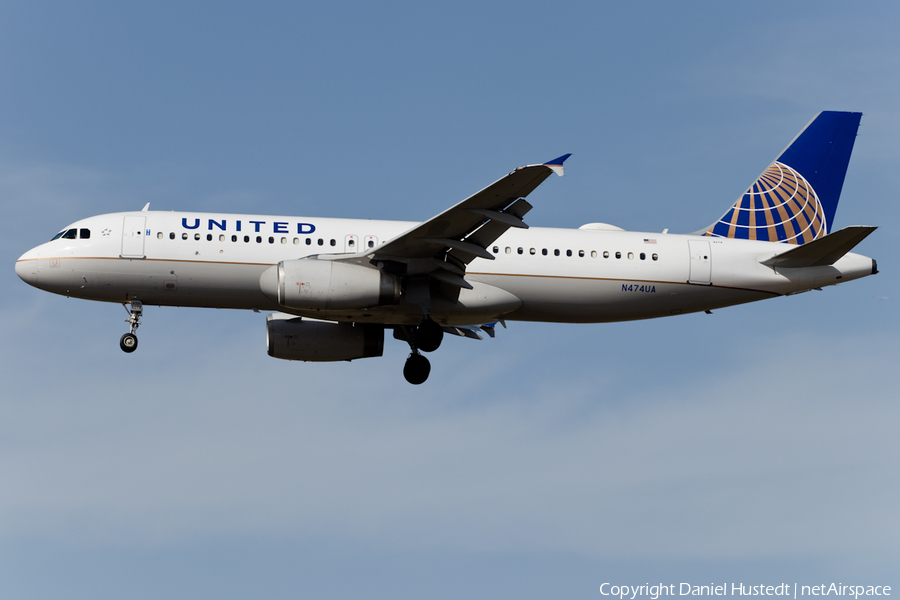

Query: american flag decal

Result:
[643,238,657,244]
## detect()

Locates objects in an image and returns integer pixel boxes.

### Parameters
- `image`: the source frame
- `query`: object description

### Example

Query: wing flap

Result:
[467,208,528,229]
[430,268,474,290]
[423,238,495,260]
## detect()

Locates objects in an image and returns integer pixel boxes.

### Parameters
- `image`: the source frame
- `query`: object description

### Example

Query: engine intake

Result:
[260,259,400,310]
[266,313,384,362]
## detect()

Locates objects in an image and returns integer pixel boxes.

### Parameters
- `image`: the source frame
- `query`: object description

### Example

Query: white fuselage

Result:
[15,210,876,326]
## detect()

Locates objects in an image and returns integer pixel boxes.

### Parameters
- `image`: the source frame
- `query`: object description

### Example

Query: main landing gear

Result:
[120,300,142,353]
[414,318,443,353]
[401,318,444,385]
[403,352,431,385]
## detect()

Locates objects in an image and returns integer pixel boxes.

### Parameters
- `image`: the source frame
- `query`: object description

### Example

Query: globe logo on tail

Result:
[704,161,827,244]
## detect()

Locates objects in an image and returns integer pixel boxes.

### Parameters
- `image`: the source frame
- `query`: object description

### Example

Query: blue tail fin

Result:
[700,111,862,244]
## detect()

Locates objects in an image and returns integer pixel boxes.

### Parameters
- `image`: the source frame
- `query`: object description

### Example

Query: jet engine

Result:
[259,259,400,310]
[266,313,384,362]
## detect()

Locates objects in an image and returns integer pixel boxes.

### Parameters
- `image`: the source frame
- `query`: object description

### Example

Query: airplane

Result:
[15,111,877,384]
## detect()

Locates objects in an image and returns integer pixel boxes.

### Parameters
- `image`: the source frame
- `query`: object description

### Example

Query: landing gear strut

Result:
[120,300,142,353]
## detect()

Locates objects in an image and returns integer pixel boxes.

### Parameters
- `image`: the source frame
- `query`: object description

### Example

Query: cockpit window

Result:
[51,228,89,241]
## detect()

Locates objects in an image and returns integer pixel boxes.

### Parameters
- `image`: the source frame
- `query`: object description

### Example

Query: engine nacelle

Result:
[266,313,384,362]
[260,259,400,310]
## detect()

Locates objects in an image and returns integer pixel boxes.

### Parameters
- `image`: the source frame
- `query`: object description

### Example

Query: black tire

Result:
[120,333,138,353]
[403,353,431,385]
[415,319,443,353]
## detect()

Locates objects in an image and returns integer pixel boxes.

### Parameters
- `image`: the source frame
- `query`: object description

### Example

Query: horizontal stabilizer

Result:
[761,226,876,268]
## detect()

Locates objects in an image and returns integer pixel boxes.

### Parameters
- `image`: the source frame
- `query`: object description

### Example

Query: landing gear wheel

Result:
[403,353,431,385]
[415,319,444,353]
[120,333,138,353]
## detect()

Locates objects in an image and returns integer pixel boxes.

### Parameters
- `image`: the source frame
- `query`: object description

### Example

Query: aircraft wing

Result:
[363,154,570,287]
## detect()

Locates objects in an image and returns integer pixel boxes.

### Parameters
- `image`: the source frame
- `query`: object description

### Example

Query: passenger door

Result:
[121,216,146,258]
[688,240,711,285]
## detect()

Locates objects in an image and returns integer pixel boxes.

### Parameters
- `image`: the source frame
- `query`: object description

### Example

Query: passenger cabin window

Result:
[542,249,548,256]
[652,253,658,261]
[368,240,375,248]
[157,232,163,239]
[170,232,176,240]
[182,233,189,240]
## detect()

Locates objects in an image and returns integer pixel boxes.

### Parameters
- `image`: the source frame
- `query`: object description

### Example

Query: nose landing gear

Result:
[120,332,138,352]
[120,301,142,353]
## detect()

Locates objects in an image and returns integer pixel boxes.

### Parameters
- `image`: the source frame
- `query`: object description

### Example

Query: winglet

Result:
[544,153,572,176]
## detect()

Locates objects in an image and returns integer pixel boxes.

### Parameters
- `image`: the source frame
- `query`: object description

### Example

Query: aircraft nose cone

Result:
[15,254,37,286]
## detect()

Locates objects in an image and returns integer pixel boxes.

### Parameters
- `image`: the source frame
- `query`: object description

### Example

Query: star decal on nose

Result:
[101,229,111,236]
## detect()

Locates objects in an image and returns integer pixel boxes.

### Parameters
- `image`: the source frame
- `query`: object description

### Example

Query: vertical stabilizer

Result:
[699,111,862,244]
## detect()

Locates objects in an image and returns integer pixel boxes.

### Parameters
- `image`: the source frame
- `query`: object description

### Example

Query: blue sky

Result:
[1,1,898,598]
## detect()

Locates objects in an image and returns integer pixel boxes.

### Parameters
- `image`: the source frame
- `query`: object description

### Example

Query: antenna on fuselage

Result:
[141,203,150,211]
